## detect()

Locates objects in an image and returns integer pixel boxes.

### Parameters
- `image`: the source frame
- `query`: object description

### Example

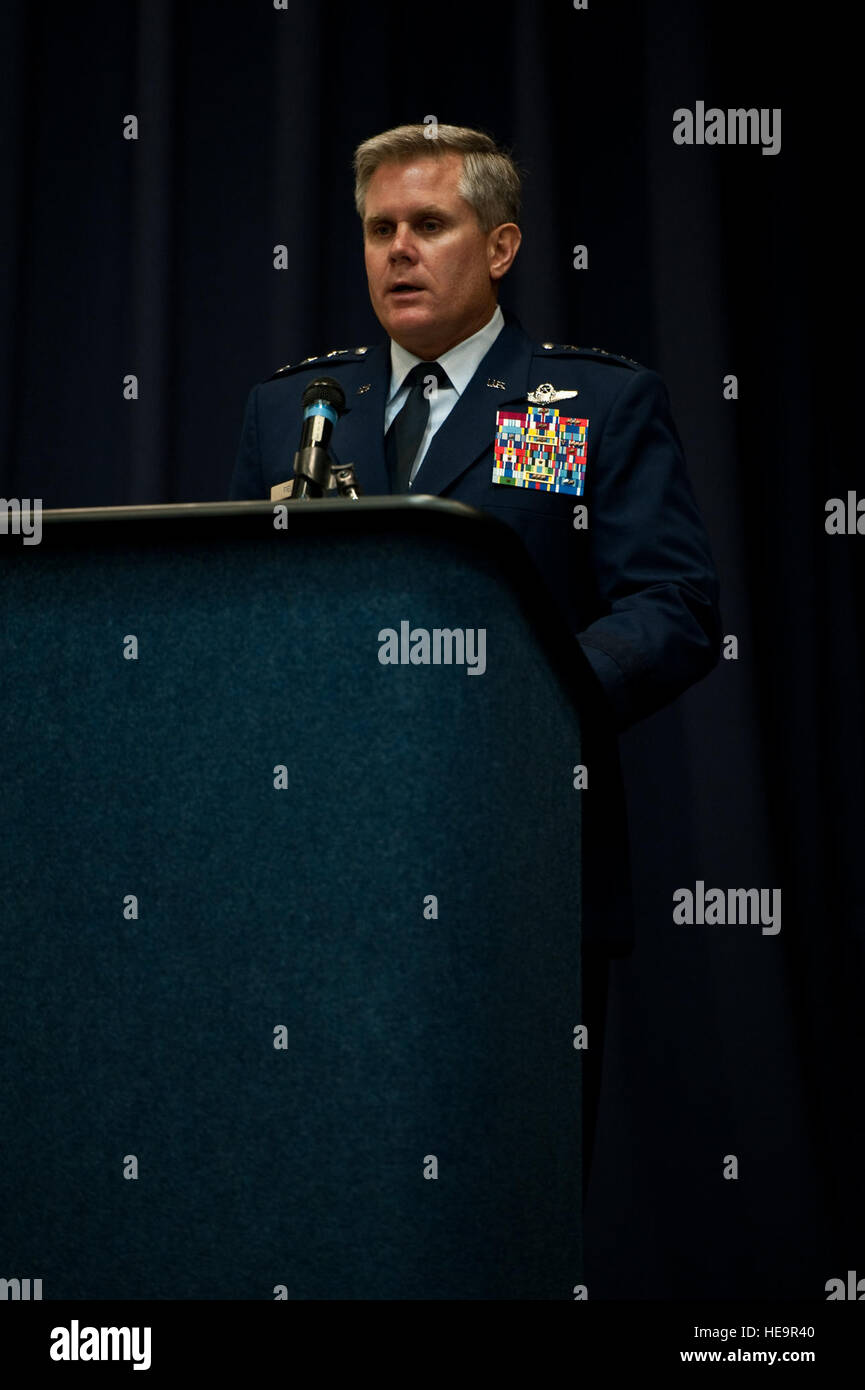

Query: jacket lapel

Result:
[409,313,535,497]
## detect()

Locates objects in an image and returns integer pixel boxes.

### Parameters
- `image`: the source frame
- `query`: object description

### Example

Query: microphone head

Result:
[302,377,346,415]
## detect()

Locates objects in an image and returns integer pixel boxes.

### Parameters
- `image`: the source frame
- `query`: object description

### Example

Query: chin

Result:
[389,311,445,345]
[385,306,430,331]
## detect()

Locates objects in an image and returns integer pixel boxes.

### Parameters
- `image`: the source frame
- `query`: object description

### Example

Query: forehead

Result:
[364,153,468,216]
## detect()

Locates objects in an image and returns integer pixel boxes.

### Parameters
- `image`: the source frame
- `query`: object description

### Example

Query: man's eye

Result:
[421,221,440,232]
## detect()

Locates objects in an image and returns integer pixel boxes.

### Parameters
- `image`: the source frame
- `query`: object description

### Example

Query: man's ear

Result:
[489,223,522,282]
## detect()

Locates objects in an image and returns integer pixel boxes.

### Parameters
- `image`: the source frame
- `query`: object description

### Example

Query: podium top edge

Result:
[37,496,490,526]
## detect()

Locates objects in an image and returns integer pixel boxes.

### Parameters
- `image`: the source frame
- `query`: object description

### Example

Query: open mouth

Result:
[389,284,425,296]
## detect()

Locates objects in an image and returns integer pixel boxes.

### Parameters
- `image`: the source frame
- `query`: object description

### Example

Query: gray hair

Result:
[353,123,522,233]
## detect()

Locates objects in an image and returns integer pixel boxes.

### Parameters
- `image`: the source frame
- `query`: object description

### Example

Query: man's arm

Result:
[577,367,722,731]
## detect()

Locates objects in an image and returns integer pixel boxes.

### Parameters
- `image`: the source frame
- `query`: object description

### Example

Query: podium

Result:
[0,497,584,1299]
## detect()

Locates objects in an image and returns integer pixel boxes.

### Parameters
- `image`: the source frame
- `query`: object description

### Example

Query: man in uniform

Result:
[229,123,722,1197]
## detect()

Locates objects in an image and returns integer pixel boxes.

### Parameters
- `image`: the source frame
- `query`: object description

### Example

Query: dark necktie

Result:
[385,361,452,493]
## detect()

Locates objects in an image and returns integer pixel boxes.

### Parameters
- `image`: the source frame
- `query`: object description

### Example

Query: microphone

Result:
[292,378,346,499]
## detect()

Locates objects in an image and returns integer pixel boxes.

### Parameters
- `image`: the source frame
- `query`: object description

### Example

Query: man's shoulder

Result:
[527,338,645,374]
[503,314,654,395]
[266,344,375,381]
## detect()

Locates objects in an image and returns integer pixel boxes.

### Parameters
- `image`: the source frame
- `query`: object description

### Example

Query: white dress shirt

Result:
[384,304,505,486]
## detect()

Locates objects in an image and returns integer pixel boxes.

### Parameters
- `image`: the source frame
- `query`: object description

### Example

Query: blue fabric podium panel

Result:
[0,499,582,1299]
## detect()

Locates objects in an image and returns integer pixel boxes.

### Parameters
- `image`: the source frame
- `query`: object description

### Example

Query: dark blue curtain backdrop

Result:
[2,0,862,1300]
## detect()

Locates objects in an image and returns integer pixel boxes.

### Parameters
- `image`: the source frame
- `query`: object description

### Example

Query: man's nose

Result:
[389,222,418,260]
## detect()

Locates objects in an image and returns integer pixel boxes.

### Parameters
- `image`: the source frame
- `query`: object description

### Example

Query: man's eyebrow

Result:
[364,206,451,225]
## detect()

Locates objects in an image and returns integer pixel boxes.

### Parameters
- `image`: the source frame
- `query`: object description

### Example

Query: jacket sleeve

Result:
[576,367,722,731]
[228,385,266,500]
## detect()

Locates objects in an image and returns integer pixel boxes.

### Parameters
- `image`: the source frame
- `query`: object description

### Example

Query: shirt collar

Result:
[387,304,505,403]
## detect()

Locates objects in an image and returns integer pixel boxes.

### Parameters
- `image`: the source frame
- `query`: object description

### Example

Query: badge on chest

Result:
[493,405,588,495]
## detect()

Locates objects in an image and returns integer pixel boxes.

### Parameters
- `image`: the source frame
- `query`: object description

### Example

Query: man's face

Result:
[363,153,515,360]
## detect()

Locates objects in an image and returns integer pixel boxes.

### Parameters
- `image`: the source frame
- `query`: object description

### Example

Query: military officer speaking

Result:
[229,123,722,1193]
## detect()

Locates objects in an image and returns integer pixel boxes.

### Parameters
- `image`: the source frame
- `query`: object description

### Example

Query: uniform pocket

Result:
[482,482,577,520]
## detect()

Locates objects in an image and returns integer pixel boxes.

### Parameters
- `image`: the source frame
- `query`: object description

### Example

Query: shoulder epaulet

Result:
[268,346,370,381]
[535,342,644,371]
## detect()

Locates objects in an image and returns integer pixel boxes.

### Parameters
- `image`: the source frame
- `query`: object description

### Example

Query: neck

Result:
[395,303,499,360]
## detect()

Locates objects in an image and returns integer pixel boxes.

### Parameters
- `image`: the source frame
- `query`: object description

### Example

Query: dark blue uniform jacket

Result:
[229,308,722,953]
